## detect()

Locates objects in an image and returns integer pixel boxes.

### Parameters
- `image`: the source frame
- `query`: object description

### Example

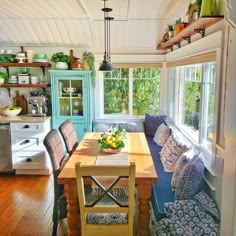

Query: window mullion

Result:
[129,68,133,115]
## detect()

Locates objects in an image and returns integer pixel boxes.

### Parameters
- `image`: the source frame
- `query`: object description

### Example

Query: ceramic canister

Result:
[31,76,39,84]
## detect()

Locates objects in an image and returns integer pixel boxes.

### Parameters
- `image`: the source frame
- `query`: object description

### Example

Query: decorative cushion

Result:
[194,191,220,222]
[153,123,171,147]
[175,153,205,200]
[85,186,129,224]
[144,113,167,136]
[171,149,197,191]
[160,133,188,172]
[87,212,128,224]
[156,199,220,236]
[118,122,144,132]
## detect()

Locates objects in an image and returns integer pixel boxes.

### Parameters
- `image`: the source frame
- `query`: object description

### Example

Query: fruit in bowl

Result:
[1,106,22,117]
[98,128,126,153]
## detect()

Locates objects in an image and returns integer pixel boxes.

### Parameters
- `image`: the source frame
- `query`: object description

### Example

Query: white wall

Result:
[220,26,236,236]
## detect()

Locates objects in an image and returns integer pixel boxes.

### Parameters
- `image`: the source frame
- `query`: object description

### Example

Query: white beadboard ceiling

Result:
[0,0,189,54]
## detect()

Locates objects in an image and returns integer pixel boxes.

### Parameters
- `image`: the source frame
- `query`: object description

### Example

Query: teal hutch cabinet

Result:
[49,70,94,142]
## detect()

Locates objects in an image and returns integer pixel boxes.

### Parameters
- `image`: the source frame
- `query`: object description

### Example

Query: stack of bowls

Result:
[33,54,48,63]
[8,75,18,84]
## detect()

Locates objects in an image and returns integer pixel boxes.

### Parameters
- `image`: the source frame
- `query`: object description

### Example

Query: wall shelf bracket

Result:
[168,46,173,51]
[182,36,191,44]
[194,28,205,37]
[7,88,10,97]
[40,66,46,76]
[174,42,181,48]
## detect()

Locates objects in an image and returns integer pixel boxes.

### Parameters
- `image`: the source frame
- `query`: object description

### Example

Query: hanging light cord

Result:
[103,0,107,61]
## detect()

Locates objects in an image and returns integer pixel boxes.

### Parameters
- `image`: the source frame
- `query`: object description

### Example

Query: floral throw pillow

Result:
[160,133,188,172]
[175,153,204,200]
[144,113,167,136]
[153,123,171,147]
[194,190,221,222]
[171,149,197,191]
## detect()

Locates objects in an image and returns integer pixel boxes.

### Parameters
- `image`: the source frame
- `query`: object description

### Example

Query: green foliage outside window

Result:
[104,67,161,115]
[183,67,201,129]
[183,81,201,129]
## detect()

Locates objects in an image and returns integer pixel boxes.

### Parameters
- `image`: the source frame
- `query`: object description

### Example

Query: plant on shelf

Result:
[51,52,71,70]
[187,0,202,23]
[81,50,96,85]
[0,67,8,84]
[98,128,127,153]
[167,24,174,39]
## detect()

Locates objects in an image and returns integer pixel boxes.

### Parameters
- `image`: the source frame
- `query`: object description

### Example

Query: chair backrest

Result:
[43,129,68,229]
[75,162,136,236]
[43,129,68,176]
[59,119,78,156]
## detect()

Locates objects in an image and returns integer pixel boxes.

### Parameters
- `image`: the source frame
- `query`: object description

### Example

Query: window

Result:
[169,62,216,152]
[103,67,161,116]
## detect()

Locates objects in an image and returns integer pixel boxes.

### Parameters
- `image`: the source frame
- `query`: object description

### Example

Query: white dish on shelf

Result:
[63,87,76,93]
[33,59,48,63]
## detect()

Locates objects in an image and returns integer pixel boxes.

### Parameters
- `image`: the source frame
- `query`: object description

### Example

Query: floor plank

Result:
[0,174,67,236]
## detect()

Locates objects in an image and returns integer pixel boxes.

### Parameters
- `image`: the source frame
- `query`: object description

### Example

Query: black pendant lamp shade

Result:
[99,0,114,71]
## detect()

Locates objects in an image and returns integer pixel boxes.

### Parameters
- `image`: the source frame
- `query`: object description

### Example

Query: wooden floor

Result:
[0,174,67,236]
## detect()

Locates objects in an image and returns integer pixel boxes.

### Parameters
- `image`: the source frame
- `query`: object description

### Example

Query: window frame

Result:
[98,65,162,118]
[168,61,216,155]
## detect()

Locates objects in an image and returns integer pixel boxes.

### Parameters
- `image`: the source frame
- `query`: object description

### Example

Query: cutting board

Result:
[13,91,27,114]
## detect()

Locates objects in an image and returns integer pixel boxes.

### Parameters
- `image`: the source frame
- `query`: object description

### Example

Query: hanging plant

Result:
[82,51,96,86]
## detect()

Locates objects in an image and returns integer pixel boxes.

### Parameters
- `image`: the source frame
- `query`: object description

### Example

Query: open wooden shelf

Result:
[0,83,50,88]
[0,62,51,77]
[158,16,224,51]
[0,62,51,67]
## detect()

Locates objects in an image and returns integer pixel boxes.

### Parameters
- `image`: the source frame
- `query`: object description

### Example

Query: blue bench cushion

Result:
[146,136,174,220]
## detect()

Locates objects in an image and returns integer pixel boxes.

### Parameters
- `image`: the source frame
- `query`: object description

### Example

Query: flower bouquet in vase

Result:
[98,128,127,154]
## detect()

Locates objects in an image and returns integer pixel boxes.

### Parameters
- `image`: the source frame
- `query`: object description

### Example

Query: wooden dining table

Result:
[57,132,158,236]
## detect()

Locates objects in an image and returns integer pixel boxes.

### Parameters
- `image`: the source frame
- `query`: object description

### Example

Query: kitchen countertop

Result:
[0,115,51,123]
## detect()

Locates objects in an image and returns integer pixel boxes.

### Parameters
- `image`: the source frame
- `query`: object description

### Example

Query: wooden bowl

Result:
[101,148,121,154]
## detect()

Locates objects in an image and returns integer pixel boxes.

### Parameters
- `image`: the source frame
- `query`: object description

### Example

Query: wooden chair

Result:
[75,162,136,236]
[59,119,78,156]
[43,129,69,236]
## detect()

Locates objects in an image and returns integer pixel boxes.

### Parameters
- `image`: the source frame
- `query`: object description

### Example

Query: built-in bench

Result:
[93,119,175,220]
[93,118,206,221]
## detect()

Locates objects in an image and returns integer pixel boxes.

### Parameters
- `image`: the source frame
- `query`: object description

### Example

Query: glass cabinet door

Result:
[57,79,84,117]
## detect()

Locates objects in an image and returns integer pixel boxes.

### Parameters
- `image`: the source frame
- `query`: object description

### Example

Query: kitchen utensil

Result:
[13,91,27,114]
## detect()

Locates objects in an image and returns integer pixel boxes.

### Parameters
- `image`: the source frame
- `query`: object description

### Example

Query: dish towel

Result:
[93,141,129,196]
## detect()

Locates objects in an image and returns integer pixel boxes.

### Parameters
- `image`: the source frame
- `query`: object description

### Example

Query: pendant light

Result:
[99,0,114,71]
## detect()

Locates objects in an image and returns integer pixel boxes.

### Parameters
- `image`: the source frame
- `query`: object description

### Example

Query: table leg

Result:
[136,184,152,236]
[64,181,80,236]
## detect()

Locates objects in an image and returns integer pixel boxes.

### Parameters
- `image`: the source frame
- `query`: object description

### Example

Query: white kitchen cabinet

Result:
[10,119,52,175]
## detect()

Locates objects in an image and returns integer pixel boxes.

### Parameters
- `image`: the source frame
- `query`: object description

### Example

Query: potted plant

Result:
[51,52,71,70]
[167,24,174,38]
[0,67,8,84]
[81,51,96,85]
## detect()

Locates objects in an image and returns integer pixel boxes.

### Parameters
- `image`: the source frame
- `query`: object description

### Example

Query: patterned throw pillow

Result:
[194,190,221,222]
[171,149,197,191]
[160,133,188,172]
[153,123,171,147]
[144,113,167,136]
[175,153,204,200]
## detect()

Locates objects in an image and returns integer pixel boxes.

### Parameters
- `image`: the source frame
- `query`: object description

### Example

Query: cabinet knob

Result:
[24,125,30,129]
